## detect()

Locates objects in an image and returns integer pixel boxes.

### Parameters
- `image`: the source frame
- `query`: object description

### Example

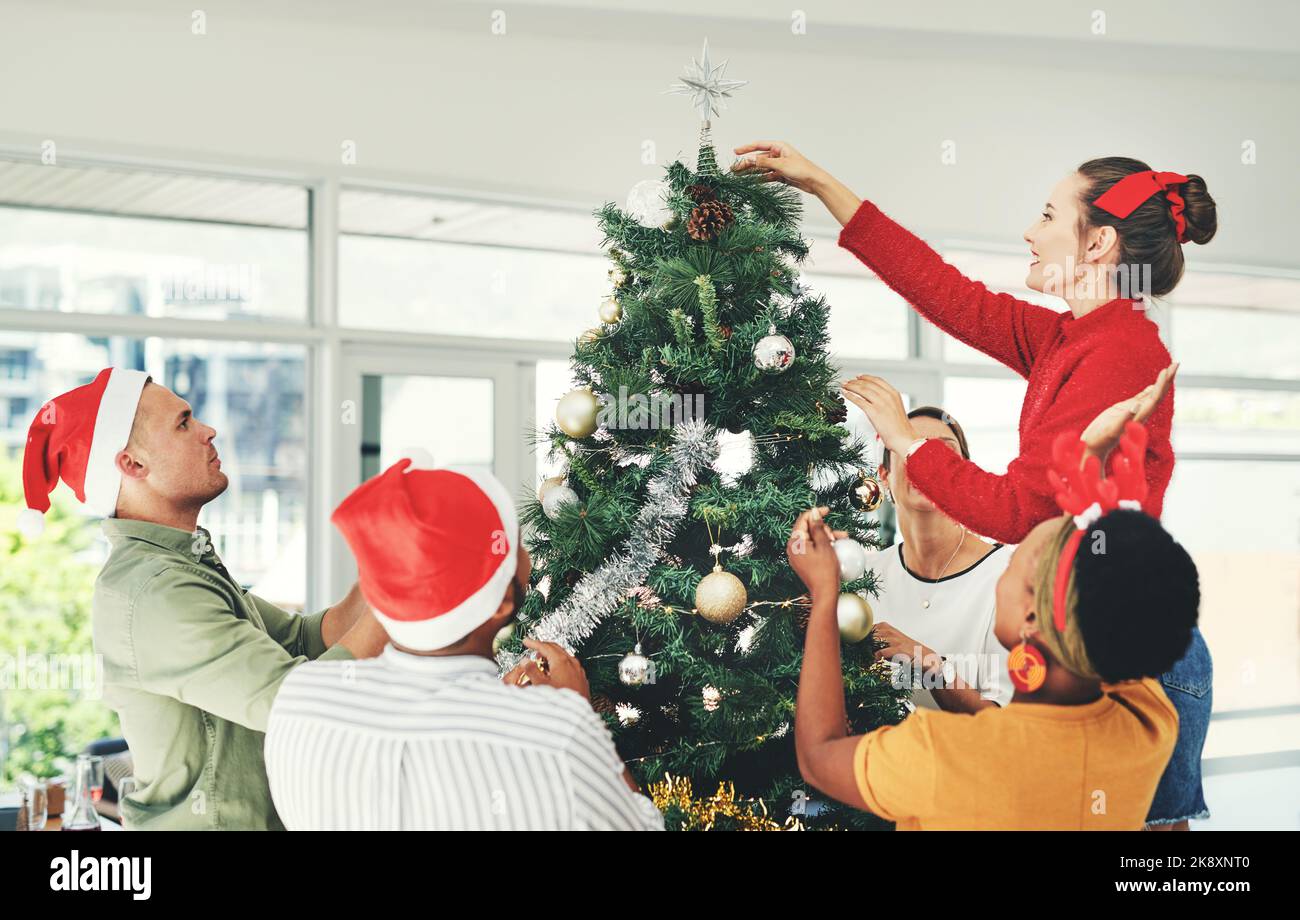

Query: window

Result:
[941,376,1027,475]
[0,161,308,323]
[339,190,606,339]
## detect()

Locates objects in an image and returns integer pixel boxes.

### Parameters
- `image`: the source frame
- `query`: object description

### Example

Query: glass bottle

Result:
[61,754,102,832]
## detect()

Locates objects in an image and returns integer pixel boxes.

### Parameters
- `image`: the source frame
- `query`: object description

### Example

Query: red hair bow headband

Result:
[1093,170,1190,243]
[1044,422,1149,631]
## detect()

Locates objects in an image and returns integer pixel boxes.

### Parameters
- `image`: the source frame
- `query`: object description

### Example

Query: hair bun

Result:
[1179,174,1217,245]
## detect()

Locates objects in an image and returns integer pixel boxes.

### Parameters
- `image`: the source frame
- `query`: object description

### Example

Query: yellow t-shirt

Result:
[853,678,1179,830]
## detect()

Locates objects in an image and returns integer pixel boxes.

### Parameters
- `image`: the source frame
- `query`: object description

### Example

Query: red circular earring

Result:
[1008,636,1047,693]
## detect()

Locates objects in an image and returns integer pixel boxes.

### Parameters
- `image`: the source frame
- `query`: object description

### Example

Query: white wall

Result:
[0,0,1296,266]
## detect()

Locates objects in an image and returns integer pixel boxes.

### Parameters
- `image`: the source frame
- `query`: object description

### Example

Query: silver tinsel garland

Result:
[497,418,719,672]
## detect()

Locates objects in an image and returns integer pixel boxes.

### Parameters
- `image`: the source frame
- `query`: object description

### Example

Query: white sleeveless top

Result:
[864,541,1013,710]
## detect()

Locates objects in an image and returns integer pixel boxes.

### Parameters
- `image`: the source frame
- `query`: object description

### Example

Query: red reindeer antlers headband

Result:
[1044,422,1150,631]
[1093,170,1190,243]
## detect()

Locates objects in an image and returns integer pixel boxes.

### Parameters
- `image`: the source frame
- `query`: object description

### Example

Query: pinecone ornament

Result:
[819,392,848,424]
[687,200,734,241]
[671,379,709,401]
[686,183,717,203]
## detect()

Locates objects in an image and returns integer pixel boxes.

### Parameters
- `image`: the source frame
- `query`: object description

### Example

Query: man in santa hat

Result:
[263,457,665,830]
[21,368,389,830]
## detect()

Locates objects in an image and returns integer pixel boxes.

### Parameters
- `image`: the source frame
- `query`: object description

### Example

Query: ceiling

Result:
[0,0,1295,269]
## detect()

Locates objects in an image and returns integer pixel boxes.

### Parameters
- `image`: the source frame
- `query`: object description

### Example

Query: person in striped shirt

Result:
[264,457,664,831]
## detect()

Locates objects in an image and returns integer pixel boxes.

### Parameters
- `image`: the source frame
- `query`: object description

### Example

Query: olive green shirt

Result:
[92,518,353,830]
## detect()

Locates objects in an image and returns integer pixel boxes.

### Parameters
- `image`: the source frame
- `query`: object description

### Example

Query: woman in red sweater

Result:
[737,142,1219,830]
[733,142,1217,546]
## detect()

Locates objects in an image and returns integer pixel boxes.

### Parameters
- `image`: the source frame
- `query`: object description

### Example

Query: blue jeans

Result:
[1147,627,1212,825]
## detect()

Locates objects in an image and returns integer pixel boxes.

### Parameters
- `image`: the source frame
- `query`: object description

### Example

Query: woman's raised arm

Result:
[734,140,1061,378]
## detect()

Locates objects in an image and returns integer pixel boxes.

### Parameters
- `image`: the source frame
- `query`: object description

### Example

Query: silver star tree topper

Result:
[666,39,747,124]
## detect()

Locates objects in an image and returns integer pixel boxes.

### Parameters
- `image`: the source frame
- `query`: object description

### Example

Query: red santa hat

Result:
[331,454,520,651]
[19,367,151,535]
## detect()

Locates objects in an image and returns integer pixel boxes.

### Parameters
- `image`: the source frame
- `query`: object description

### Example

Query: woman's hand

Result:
[732,140,828,193]
[786,506,848,598]
[1081,362,1178,463]
[841,375,917,455]
[870,622,940,673]
[733,141,863,226]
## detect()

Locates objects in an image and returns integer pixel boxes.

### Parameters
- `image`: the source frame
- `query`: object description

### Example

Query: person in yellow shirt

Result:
[789,398,1198,830]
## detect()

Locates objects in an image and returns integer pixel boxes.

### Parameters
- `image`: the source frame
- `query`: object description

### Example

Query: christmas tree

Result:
[498,42,909,830]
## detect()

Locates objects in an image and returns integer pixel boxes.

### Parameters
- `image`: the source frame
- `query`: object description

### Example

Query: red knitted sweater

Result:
[838,200,1174,544]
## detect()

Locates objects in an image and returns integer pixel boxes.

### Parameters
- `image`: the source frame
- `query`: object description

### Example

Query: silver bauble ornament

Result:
[850,471,883,512]
[753,324,795,374]
[625,179,674,228]
[598,296,623,324]
[541,484,579,519]
[556,388,599,438]
[694,565,747,625]
[618,643,652,687]
[537,475,566,502]
[837,592,874,643]
[834,538,868,583]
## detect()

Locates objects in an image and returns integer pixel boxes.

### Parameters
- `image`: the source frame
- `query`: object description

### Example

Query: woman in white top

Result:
[866,406,1014,713]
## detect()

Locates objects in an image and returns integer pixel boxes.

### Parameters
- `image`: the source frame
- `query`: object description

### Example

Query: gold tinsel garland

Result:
[647,774,803,831]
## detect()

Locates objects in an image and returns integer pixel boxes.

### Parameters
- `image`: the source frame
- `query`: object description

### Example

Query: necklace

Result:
[920,528,966,609]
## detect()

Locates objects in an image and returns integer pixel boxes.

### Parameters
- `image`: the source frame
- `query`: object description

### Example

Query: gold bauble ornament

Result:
[850,471,883,512]
[694,565,747,625]
[579,327,604,344]
[836,592,874,643]
[537,475,566,502]
[556,388,599,438]
[598,296,623,324]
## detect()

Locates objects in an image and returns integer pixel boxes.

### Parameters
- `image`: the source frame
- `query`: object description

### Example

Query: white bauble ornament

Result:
[537,475,566,502]
[556,388,599,438]
[702,685,721,713]
[491,622,515,655]
[837,592,875,644]
[694,566,747,625]
[753,325,795,374]
[834,538,867,583]
[541,484,579,519]
[598,296,623,324]
[618,643,652,687]
[625,179,674,228]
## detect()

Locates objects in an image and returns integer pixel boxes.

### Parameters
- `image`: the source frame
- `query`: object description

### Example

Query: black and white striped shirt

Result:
[265,645,665,831]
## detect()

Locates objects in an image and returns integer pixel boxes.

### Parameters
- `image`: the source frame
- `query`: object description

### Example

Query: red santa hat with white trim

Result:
[19,367,151,536]
[331,453,520,651]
